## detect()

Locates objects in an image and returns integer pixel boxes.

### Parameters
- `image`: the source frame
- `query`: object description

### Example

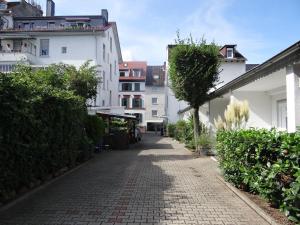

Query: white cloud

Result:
[178,0,266,63]
[47,0,269,64]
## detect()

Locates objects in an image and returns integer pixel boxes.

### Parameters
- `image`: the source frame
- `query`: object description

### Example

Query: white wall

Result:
[3,28,121,109]
[217,61,246,89]
[286,65,300,132]
[145,86,166,123]
[166,59,246,124]
[231,91,272,129]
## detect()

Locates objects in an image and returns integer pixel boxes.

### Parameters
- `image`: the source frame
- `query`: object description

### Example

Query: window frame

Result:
[40,39,50,57]
[226,48,234,58]
[152,97,158,105]
[152,110,158,117]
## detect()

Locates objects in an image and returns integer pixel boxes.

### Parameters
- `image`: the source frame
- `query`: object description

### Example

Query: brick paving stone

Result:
[0,133,270,225]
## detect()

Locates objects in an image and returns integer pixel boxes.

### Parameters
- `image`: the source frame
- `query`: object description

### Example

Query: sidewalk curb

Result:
[216,175,281,225]
[0,158,92,212]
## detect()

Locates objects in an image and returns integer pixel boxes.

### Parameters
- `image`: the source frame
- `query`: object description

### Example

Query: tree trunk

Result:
[193,106,200,153]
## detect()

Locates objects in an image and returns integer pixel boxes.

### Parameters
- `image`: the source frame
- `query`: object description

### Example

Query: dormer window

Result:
[227,48,234,58]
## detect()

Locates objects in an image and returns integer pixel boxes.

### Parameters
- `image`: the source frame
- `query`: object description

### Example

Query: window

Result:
[227,48,233,58]
[110,64,112,81]
[0,64,14,73]
[40,39,49,56]
[13,40,22,52]
[153,75,159,80]
[114,60,117,75]
[102,100,105,106]
[110,37,112,52]
[47,22,55,29]
[152,110,158,117]
[77,23,84,28]
[133,69,140,77]
[122,83,132,91]
[132,98,142,108]
[277,100,287,129]
[152,97,158,105]
[121,98,129,108]
[134,83,140,91]
[61,47,67,54]
[103,44,106,62]
[120,71,125,77]
[23,23,30,30]
[0,3,7,9]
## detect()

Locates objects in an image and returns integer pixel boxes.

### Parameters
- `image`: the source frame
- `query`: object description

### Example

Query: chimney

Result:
[101,9,108,24]
[46,0,55,16]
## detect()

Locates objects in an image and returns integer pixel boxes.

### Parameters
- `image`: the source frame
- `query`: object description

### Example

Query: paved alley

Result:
[0,133,269,225]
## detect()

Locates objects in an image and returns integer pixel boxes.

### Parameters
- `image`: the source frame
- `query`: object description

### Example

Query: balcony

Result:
[119,76,146,81]
[0,50,35,63]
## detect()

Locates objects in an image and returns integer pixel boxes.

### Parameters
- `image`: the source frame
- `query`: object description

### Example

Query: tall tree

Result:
[169,36,220,151]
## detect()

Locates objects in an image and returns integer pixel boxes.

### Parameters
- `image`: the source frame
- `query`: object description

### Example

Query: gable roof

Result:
[213,40,300,97]
[178,40,300,115]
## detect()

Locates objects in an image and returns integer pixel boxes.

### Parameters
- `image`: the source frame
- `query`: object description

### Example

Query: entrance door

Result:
[277,99,287,130]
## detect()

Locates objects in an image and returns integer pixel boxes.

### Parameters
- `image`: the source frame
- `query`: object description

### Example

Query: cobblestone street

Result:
[0,133,269,225]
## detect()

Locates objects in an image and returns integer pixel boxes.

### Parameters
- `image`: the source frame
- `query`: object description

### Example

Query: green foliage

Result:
[168,116,207,150]
[169,36,220,108]
[0,63,97,203]
[167,123,176,137]
[168,34,220,149]
[85,115,105,145]
[197,133,211,148]
[217,129,300,222]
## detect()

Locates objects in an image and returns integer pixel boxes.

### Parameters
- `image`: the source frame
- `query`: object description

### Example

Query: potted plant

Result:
[197,133,213,156]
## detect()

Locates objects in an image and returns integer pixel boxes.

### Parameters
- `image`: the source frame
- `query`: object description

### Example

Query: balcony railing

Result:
[0,49,36,63]
[2,25,108,32]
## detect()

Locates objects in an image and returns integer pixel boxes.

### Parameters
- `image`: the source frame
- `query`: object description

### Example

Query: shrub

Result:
[0,64,96,203]
[85,115,105,145]
[217,129,300,223]
[167,123,176,137]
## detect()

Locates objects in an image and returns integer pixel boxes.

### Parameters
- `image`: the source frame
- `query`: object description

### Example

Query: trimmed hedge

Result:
[0,66,96,203]
[217,129,300,223]
[167,120,195,149]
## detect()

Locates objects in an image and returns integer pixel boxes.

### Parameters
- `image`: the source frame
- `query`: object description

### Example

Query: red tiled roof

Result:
[119,61,147,70]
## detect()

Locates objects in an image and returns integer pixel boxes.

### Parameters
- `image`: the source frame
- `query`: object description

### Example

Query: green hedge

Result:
[167,120,195,149]
[217,129,300,223]
[0,67,95,203]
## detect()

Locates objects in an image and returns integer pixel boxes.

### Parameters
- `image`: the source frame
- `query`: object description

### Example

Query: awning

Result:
[146,119,164,123]
[96,112,137,120]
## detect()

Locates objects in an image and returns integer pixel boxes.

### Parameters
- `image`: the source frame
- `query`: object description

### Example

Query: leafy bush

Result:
[217,129,300,223]
[85,115,105,145]
[167,123,176,137]
[0,63,98,203]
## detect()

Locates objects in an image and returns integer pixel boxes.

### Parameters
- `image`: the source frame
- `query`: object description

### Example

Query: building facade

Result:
[119,61,147,131]
[178,41,300,133]
[145,65,167,131]
[0,1,123,112]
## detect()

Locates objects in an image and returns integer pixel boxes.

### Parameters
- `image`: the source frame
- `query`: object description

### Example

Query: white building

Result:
[166,44,247,123]
[119,61,147,131]
[145,65,167,132]
[178,41,300,133]
[0,1,123,112]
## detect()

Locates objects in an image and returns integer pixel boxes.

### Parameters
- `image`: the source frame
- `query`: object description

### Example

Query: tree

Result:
[169,35,220,151]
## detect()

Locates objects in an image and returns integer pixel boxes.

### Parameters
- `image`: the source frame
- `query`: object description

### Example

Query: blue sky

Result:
[50,0,299,65]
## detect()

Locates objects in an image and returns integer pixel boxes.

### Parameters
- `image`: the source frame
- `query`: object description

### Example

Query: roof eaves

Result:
[211,40,300,98]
